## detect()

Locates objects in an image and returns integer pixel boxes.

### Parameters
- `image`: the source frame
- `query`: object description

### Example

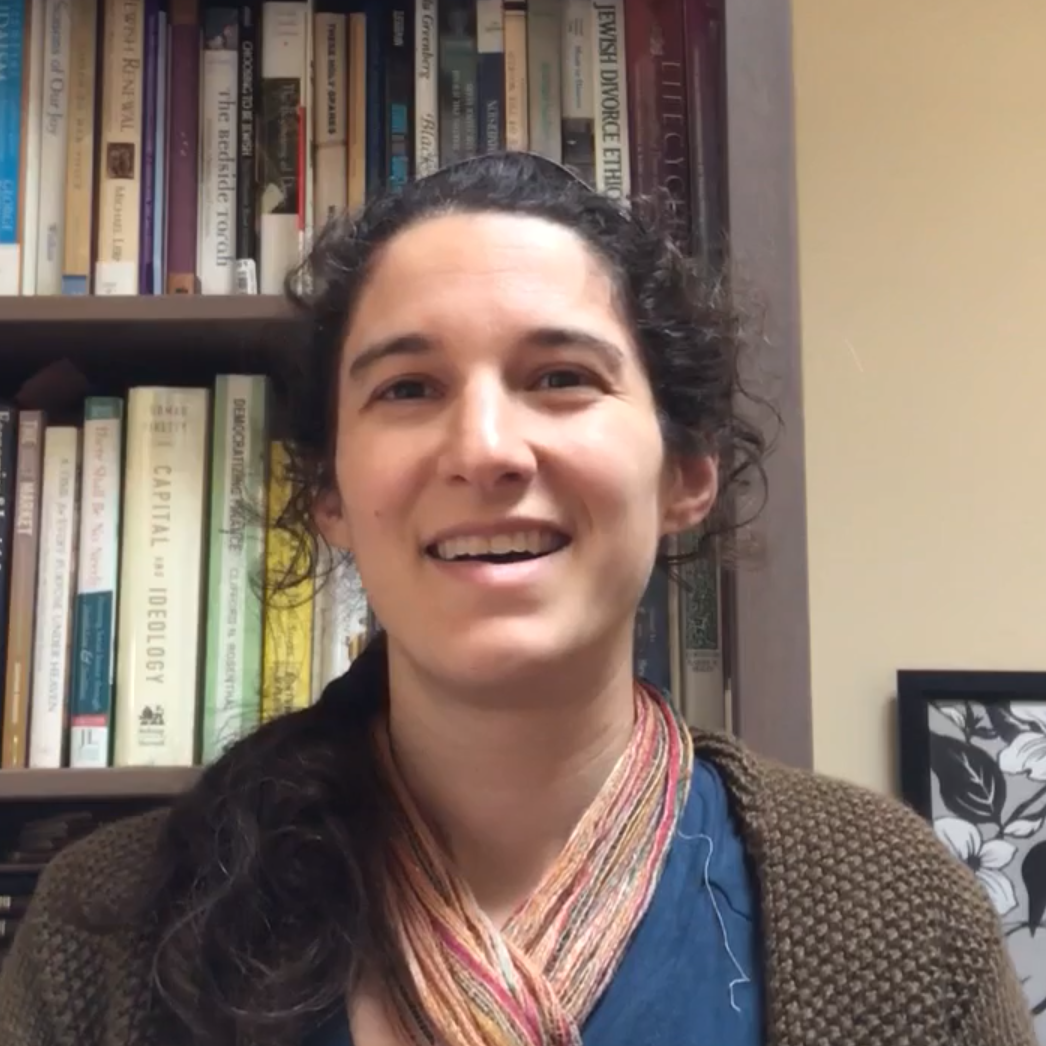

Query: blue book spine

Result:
[365,2,385,198]
[634,570,672,694]
[476,1,504,154]
[0,0,25,287]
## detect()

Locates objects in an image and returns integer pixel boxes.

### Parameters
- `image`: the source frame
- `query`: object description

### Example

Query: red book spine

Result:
[624,0,692,249]
[682,0,726,264]
[166,0,201,294]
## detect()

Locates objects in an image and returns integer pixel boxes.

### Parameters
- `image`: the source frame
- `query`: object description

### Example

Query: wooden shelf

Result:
[0,767,201,803]
[0,293,294,326]
[0,294,305,399]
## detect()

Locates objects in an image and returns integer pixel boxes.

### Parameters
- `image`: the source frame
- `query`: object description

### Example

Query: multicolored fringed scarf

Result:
[373,681,694,1046]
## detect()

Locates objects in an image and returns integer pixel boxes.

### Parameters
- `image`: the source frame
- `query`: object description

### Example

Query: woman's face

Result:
[321,211,715,688]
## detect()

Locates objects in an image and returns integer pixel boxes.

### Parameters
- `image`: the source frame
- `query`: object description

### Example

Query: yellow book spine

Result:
[346,13,367,212]
[63,0,99,293]
[261,440,314,721]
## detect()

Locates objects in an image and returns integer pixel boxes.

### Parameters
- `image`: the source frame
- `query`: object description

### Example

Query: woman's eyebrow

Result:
[523,326,625,373]
[347,334,432,380]
[346,326,625,380]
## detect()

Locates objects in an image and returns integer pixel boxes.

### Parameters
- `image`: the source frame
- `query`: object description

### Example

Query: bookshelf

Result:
[0,766,199,802]
[1,295,300,391]
[0,0,811,961]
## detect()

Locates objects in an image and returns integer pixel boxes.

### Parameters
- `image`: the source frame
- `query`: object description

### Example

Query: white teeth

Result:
[433,529,564,561]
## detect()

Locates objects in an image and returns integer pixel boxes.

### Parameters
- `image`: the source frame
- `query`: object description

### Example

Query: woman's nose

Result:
[434,379,538,490]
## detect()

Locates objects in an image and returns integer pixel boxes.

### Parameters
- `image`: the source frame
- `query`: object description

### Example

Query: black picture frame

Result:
[897,669,1046,1039]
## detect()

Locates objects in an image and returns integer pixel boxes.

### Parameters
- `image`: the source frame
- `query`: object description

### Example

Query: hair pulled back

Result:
[125,152,770,1046]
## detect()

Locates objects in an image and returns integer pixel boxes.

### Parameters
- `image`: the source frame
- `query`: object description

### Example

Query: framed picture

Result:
[898,670,1046,1041]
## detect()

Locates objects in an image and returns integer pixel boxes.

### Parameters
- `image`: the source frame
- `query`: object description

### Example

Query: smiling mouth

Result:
[425,529,571,564]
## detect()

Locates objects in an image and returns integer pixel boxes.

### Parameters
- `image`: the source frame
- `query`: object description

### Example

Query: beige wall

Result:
[792,0,1046,794]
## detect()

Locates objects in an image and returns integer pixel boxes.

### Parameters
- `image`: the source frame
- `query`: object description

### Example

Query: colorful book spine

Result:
[139,0,160,294]
[19,0,44,295]
[261,439,313,721]
[235,0,259,290]
[438,0,476,166]
[1,411,44,767]
[28,425,81,768]
[201,375,269,762]
[69,397,123,768]
[475,0,504,155]
[363,1,384,198]
[95,0,145,295]
[0,0,24,294]
[385,3,412,191]
[198,3,240,295]
[0,404,16,709]
[561,0,595,185]
[502,0,527,150]
[593,0,629,200]
[312,7,346,229]
[166,0,201,293]
[35,0,71,295]
[61,0,98,295]
[526,0,560,162]
[684,0,725,264]
[152,4,167,293]
[345,9,366,211]
[258,0,307,294]
[113,387,211,766]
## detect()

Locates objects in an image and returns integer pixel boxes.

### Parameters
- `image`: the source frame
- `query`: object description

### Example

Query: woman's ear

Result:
[660,453,719,537]
[313,485,354,553]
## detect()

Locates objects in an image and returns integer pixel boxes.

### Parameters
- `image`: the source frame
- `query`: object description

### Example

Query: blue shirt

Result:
[309,760,763,1045]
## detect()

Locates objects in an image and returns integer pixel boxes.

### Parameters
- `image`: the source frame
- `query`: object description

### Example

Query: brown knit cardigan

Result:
[0,731,1036,1046]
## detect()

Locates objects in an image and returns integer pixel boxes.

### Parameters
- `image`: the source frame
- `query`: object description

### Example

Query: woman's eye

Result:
[377,378,432,401]
[536,369,592,390]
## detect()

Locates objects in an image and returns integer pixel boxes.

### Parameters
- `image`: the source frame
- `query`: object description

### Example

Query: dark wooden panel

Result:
[722,0,813,768]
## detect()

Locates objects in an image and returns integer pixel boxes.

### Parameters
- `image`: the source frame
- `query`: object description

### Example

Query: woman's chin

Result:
[414,622,579,691]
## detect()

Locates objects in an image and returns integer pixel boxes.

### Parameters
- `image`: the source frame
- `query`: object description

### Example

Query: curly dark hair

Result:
[118,152,772,1046]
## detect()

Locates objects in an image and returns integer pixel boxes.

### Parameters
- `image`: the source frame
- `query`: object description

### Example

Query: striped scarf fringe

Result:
[374,682,694,1046]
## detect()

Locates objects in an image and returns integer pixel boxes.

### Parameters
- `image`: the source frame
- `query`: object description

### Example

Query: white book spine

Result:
[20,0,45,294]
[35,0,70,294]
[27,426,80,767]
[312,11,346,234]
[198,12,238,294]
[562,1,592,120]
[69,399,123,768]
[311,552,369,700]
[259,1,307,295]
[592,0,629,200]
[414,0,438,177]
[113,387,211,767]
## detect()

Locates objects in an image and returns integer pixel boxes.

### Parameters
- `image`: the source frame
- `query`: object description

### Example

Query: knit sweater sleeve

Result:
[0,850,76,1046]
[0,906,53,1046]
[0,809,168,1046]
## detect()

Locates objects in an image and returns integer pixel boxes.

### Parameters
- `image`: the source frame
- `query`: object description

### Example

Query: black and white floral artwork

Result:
[898,671,1046,1043]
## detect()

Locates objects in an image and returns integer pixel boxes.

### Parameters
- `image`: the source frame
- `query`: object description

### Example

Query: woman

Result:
[0,153,1034,1046]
